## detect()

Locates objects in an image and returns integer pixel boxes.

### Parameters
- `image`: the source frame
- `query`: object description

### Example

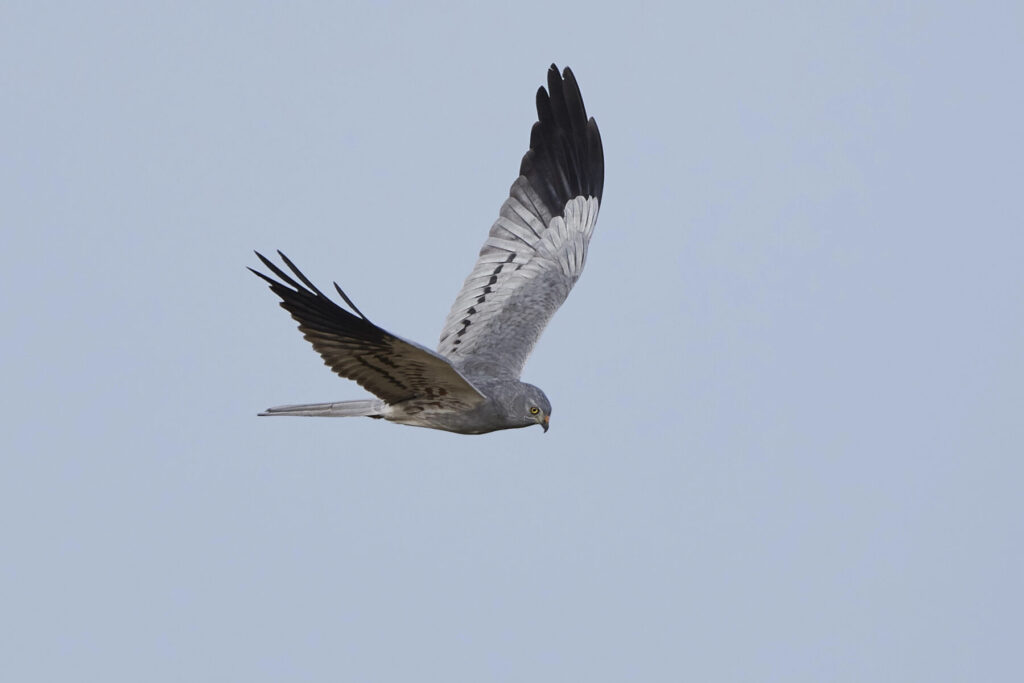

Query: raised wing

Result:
[437,65,604,379]
[251,251,486,409]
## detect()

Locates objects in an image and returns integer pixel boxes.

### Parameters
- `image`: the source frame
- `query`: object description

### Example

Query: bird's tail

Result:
[259,399,383,418]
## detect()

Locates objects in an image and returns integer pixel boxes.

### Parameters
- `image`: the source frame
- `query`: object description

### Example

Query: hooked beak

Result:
[542,415,549,433]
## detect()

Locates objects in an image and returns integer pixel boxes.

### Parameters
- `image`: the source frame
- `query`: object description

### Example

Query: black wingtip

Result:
[248,265,273,284]
[253,250,273,270]
[250,250,375,323]
[520,64,604,217]
[275,250,330,299]
[333,282,369,321]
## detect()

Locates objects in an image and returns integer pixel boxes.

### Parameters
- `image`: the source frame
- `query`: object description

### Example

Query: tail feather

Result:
[259,399,382,418]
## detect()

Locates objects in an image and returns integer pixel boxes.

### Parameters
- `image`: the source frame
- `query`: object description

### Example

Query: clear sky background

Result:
[3,2,1022,681]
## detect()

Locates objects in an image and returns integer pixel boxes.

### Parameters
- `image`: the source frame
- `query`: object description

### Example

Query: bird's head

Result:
[517,383,552,432]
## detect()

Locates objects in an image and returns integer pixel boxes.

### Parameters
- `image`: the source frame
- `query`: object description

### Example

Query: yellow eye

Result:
[530,407,540,415]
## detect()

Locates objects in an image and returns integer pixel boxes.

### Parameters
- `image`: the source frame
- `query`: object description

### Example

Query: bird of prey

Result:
[251,65,604,434]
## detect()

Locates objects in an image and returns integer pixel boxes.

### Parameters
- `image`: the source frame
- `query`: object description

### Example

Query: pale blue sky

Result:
[2,2,1022,681]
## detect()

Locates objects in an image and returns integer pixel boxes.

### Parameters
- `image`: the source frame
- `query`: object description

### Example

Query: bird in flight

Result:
[251,65,604,434]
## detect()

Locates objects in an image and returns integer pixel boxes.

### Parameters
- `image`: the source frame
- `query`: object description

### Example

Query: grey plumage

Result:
[251,65,603,434]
